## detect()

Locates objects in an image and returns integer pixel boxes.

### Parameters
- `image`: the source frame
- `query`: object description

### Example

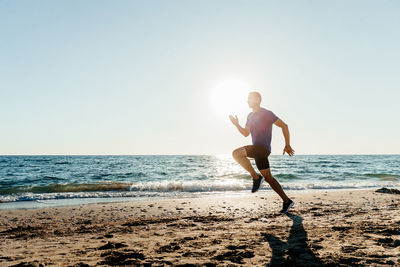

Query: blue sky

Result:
[1,0,399,155]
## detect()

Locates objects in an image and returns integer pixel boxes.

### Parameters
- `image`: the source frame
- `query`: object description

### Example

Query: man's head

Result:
[247,91,262,108]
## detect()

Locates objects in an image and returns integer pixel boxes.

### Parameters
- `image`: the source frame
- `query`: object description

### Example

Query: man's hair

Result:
[249,91,262,102]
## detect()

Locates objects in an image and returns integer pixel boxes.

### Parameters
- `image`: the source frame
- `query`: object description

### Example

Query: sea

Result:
[0,155,399,209]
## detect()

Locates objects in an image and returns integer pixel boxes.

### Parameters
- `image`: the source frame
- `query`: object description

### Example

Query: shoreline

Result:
[1,188,400,266]
[0,186,396,210]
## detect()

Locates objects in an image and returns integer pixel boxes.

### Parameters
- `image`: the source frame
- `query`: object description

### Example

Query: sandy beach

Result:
[1,188,399,266]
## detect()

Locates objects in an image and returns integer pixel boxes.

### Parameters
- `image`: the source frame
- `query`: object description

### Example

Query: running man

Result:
[229,91,295,213]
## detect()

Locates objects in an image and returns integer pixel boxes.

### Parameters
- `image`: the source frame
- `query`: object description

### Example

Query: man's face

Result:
[247,94,260,108]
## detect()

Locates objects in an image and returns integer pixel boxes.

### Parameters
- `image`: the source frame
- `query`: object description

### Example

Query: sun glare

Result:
[210,79,250,118]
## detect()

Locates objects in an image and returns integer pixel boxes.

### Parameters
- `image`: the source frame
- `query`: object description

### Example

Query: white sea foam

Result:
[0,179,399,203]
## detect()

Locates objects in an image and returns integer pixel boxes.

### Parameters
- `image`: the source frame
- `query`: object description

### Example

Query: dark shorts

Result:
[244,145,271,170]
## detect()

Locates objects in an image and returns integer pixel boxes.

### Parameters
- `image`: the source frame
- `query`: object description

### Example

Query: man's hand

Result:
[230,114,250,137]
[283,145,295,156]
[229,114,239,126]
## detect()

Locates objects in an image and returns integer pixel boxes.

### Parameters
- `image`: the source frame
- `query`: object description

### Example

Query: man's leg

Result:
[232,147,259,180]
[260,168,290,203]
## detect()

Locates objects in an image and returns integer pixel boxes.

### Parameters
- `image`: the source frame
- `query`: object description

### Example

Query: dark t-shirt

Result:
[245,107,279,153]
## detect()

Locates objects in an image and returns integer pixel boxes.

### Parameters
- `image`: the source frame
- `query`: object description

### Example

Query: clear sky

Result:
[1,0,399,155]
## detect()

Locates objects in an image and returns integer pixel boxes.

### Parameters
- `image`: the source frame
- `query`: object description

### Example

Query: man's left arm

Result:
[274,118,295,156]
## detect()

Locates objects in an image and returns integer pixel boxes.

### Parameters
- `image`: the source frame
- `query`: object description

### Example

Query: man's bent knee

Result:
[232,147,247,159]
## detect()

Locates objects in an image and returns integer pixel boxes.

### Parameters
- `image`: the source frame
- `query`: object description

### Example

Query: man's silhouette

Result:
[229,91,295,213]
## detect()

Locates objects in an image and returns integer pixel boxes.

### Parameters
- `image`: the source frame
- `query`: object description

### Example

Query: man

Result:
[229,91,295,213]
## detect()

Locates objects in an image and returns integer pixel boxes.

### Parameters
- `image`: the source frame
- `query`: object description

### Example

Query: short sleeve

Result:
[245,113,251,127]
[270,111,279,123]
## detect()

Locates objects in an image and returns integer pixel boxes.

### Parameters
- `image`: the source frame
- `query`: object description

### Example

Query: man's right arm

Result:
[235,124,250,137]
[229,114,250,137]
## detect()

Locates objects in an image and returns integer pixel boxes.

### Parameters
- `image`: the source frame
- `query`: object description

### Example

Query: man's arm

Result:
[235,124,250,137]
[229,115,250,137]
[274,118,295,156]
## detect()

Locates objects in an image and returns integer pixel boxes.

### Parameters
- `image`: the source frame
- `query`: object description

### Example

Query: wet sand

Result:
[1,188,399,266]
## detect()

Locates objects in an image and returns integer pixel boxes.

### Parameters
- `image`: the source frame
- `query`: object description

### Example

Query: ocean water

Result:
[0,155,399,207]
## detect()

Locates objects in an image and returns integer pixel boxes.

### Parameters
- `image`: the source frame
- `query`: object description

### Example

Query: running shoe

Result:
[280,198,294,213]
[251,174,264,193]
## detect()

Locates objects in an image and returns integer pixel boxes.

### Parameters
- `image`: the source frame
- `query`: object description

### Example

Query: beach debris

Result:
[375,187,400,195]
[259,217,268,222]
[244,217,259,223]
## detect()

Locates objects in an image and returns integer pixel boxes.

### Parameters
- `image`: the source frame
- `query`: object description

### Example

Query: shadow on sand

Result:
[263,213,326,267]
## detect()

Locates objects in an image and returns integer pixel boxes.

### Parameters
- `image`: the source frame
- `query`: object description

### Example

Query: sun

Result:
[210,79,250,118]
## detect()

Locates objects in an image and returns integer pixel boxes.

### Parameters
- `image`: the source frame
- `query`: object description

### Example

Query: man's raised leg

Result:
[232,147,259,180]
